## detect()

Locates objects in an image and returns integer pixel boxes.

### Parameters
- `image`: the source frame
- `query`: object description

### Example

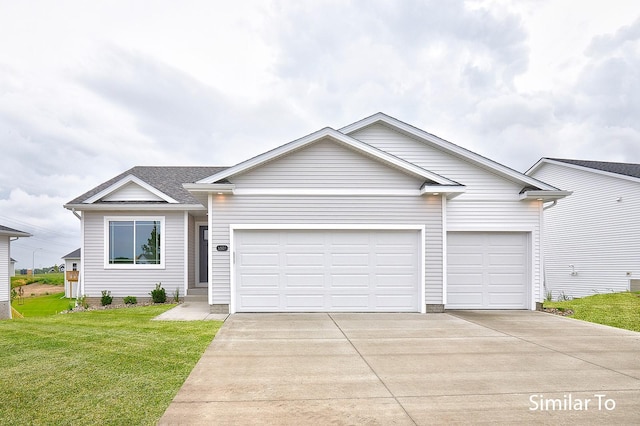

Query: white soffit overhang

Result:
[196,127,459,187]
[340,113,561,191]
[519,190,573,201]
[82,175,179,204]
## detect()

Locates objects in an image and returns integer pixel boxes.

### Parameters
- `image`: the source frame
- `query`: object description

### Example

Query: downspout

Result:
[71,208,82,220]
[542,200,557,210]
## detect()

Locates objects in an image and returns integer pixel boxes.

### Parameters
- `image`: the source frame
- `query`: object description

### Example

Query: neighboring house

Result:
[527,158,640,299]
[64,113,568,313]
[1,225,31,319]
[10,258,16,277]
[62,248,81,298]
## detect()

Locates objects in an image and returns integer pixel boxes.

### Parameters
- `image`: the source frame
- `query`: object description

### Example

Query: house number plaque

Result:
[216,245,229,252]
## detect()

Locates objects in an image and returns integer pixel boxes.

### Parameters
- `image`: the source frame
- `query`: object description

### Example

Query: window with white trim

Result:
[106,217,164,267]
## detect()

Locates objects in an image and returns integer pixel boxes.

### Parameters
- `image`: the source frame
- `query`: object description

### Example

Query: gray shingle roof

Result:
[0,225,31,236]
[62,248,81,259]
[549,158,640,179]
[66,166,228,205]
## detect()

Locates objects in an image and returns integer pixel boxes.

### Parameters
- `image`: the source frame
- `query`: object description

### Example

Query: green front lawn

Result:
[12,292,69,317]
[544,291,640,332]
[0,305,221,425]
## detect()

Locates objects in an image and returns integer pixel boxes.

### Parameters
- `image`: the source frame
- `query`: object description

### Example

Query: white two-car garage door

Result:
[447,232,529,309]
[234,229,422,312]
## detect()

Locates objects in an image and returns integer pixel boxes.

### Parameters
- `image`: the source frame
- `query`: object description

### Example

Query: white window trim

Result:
[104,216,166,269]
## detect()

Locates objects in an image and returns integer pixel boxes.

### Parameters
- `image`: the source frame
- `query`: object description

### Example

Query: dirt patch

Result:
[15,283,64,298]
[543,307,574,317]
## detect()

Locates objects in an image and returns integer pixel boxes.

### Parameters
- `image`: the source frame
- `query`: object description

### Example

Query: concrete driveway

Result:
[159,311,640,425]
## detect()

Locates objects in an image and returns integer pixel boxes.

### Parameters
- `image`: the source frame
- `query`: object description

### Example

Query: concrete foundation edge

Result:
[0,301,11,319]
[210,304,230,314]
[426,304,445,313]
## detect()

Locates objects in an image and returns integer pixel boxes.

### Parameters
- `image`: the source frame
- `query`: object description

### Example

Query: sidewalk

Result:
[153,302,228,321]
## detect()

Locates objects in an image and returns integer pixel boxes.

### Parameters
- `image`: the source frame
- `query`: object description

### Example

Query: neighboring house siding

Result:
[349,123,525,199]
[232,138,424,189]
[211,195,443,306]
[531,162,640,298]
[82,210,186,298]
[0,236,9,302]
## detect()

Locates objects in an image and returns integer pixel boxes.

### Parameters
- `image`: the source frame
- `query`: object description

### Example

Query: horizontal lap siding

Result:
[211,195,443,305]
[83,211,185,298]
[531,163,640,298]
[0,238,8,301]
[350,123,524,199]
[232,138,423,189]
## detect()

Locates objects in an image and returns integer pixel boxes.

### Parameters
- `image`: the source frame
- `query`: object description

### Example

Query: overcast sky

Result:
[1,0,639,269]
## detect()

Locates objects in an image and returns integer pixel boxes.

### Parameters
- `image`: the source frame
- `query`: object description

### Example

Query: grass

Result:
[544,291,640,332]
[11,272,64,287]
[12,292,69,317]
[0,305,221,425]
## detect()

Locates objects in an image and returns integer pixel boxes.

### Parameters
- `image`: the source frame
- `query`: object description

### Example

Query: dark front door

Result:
[198,225,208,285]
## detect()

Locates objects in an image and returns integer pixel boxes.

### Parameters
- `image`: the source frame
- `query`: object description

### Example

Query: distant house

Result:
[527,158,640,299]
[65,113,568,312]
[10,258,16,277]
[62,249,81,299]
[1,225,32,319]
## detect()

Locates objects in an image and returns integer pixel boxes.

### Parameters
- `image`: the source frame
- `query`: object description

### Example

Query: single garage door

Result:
[447,232,528,309]
[234,229,422,312]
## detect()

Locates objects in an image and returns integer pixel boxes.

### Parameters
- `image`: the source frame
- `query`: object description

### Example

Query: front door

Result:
[197,225,208,287]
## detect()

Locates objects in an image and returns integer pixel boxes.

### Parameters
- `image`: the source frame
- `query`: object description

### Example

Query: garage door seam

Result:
[328,313,418,426]
[448,312,640,383]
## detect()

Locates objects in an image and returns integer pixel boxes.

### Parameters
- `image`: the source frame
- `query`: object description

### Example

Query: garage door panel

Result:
[238,273,280,289]
[285,253,324,266]
[447,232,528,309]
[285,274,325,288]
[235,229,421,312]
[330,274,370,288]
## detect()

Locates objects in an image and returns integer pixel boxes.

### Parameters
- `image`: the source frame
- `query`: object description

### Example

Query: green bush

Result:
[101,290,113,306]
[150,283,166,304]
[123,296,137,305]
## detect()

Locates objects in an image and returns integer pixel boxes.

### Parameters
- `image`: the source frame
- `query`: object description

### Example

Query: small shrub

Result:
[545,289,553,302]
[173,287,180,303]
[123,296,137,305]
[101,290,113,306]
[150,283,166,304]
[557,291,572,302]
[78,294,89,309]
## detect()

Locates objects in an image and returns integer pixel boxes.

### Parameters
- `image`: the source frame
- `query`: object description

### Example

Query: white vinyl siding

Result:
[530,162,640,298]
[0,237,9,302]
[101,182,165,202]
[349,123,524,199]
[234,229,422,312]
[211,195,442,307]
[83,211,185,298]
[232,138,424,189]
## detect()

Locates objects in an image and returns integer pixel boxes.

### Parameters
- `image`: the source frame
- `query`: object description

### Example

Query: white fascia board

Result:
[83,175,179,204]
[518,190,572,201]
[0,229,32,237]
[420,185,467,199]
[63,203,206,211]
[197,127,458,186]
[183,183,236,193]
[527,158,640,185]
[341,113,559,191]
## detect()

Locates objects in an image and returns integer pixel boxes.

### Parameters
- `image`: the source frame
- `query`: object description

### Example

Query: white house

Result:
[10,258,16,277]
[64,113,569,313]
[527,158,640,299]
[62,248,81,298]
[1,225,31,319]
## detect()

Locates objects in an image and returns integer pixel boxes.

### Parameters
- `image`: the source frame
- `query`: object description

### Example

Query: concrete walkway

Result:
[153,302,228,321]
[159,311,640,425]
